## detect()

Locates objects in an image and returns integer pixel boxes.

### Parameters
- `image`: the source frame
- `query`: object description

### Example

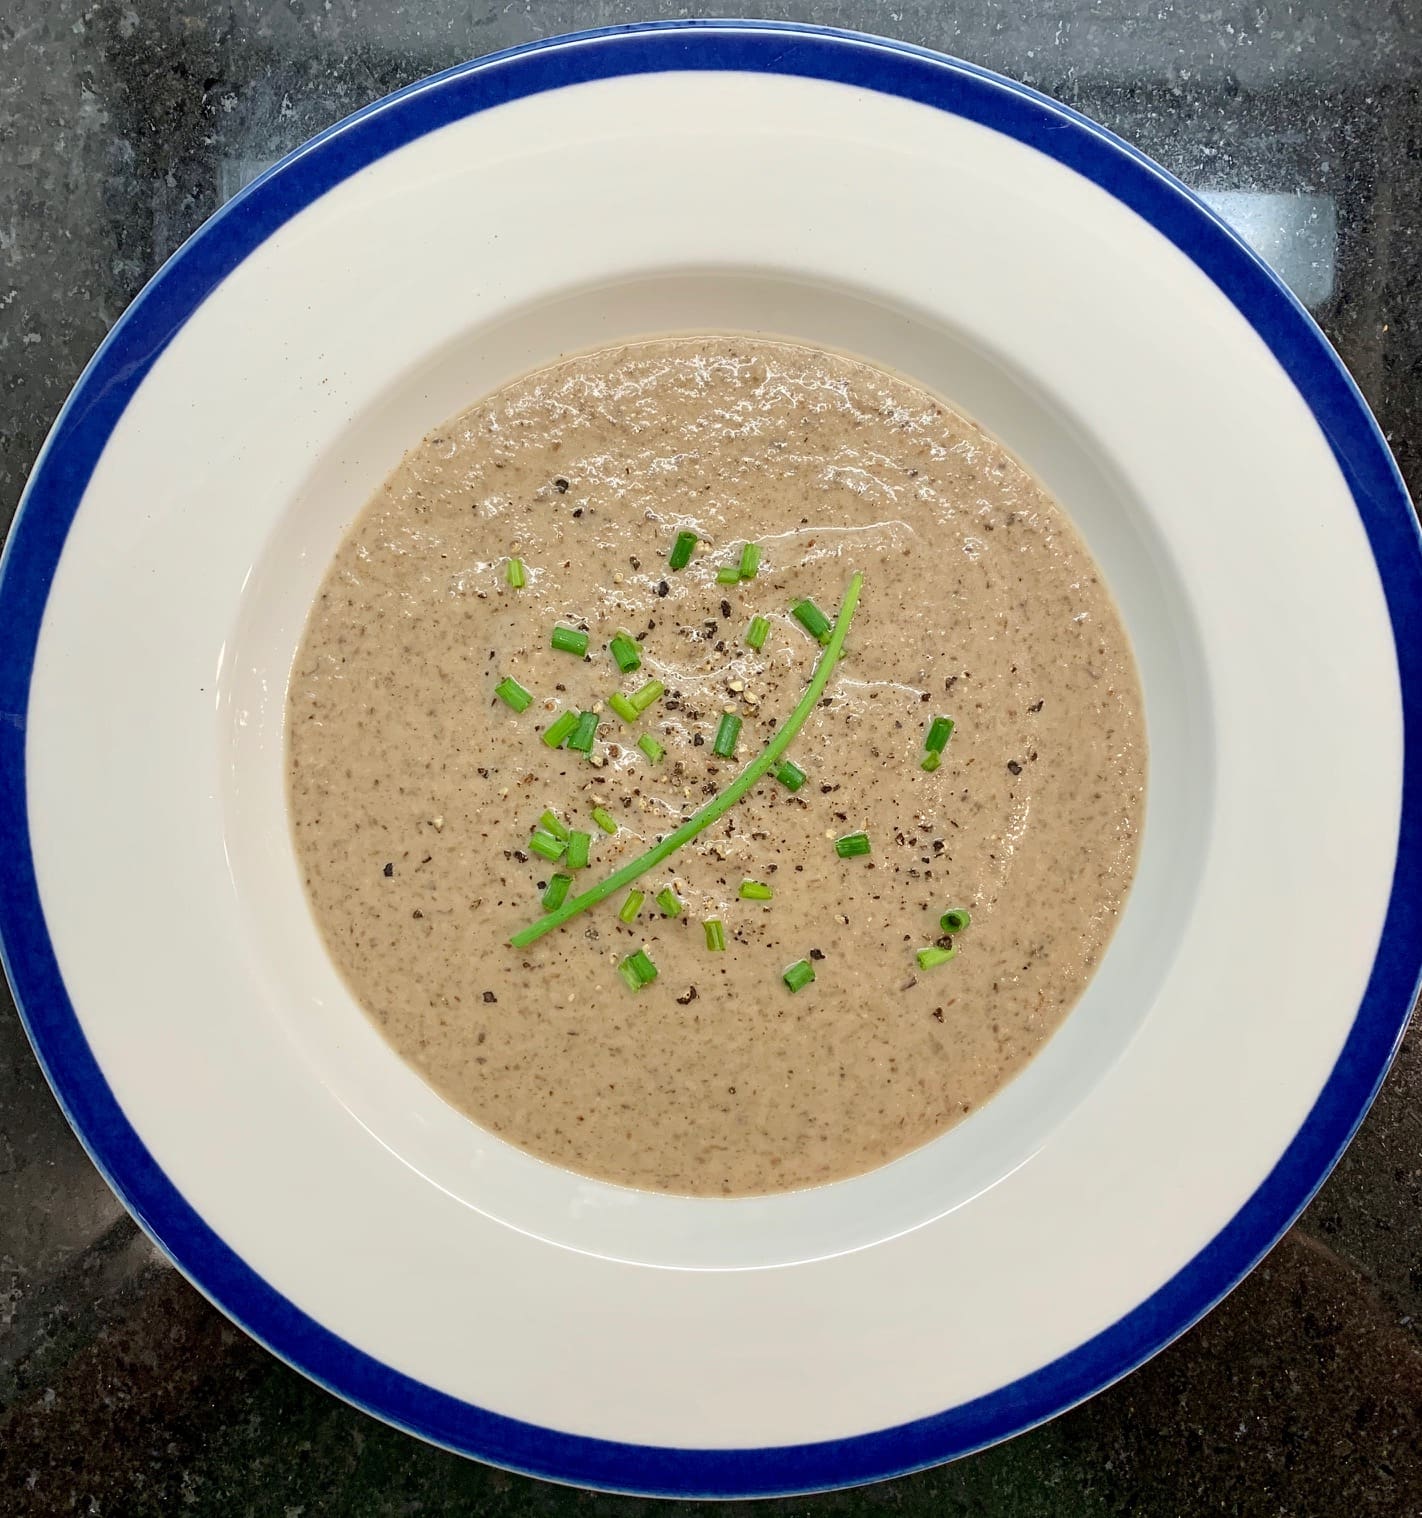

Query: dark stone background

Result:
[2,4,1418,1513]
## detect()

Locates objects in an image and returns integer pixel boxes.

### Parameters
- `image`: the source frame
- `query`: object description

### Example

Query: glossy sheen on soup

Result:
[287,337,1145,1196]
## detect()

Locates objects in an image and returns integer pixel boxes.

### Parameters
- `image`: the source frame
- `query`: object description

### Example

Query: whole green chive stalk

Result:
[739,880,773,901]
[509,572,863,947]
[940,908,972,934]
[792,598,834,645]
[495,677,533,713]
[566,830,591,870]
[783,959,816,992]
[774,759,807,791]
[835,831,871,859]
[609,633,642,674]
[608,692,639,723]
[551,625,589,657]
[713,712,742,758]
[746,615,771,651]
[637,734,665,763]
[506,557,526,589]
[567,711,599,753]
[591,807,618,835]
[618,889,644,923]
[917,945,957,971]
[542,710,580,748]
[542,873,573,911]
[655,886,683,918]
[618,948,659,991]
[703,919,726,952]
[668,531,698,571]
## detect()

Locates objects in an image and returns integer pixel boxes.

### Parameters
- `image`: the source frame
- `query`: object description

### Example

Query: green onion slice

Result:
[618,948,659,991]
[591,806,618,835]
[703,919,726,952]
[783,959,815,992]
[618,889,644,923]
[738,541,762,580]
[610,633,642,674]
[608,692,639,724]
[835,831,870,858]
[712,712,742,758]
[916,945,957,971]
[792,598,834,644]
[506,557,527,589]
[541,710,580,748]
[542,873,573,910]
[940,908,971,934]
[495,677,532,713]
[668,531,698,570]
[567,711,599,753]
[925,716,955,753]
[746,615,771,651]
[637,734,665,763]
[629,679,664,713]
[774,759,807,791]
[739,880,773,901]
[528,830,566,862]
[551,625,589,657]
[655,886,683,917]
[539,809,570,841]
[715,565,742,584]
[566,830,591,870]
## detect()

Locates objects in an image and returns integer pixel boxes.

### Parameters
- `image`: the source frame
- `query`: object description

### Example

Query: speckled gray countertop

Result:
[2,4,1420,1514]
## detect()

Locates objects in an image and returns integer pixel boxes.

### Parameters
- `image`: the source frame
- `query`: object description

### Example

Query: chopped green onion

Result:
[835,831,871,859]
[608,692,639,723]
[746,615,771,651]
[774,759,807,792]
[495,677,533,713]
[609,632,642,674]
[551,625,589,657]
[715,564,742,585]
[539,809,570,842]
[738,541,762,580]
[792,598,834,645]
[618,948,659,992]
[917,945,957,971]
[591,806,618,835]
[655,886,683,918]
[739,880,773,901]
[541,710,580,748]
[637,734,665,763]
[510,571,863,948]
[542,873,573,910]
[703,919,726,952]
[925,716,955,753]
[668,531,698,570]
[506,556,527,589]
[940,908,972,934]
[618,889,644,923]
[566,830,591,870]
[713,712,742,758]
[783,959,815,993]
[528,829,566,862]
[629,679,664,714]
[567,711,599,753]
[920,752,942,773]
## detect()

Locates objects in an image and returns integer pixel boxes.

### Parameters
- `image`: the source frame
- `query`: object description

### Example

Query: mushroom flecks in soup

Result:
[287,337,1145,1196]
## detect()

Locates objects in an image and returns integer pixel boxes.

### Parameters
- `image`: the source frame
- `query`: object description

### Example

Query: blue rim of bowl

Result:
[1,19,1419,1499]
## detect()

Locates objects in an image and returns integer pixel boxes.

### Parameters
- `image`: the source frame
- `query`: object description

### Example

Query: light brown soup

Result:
[288,337,1145,1196]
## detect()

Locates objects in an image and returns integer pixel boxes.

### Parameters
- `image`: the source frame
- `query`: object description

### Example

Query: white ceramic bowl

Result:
[2,21,1419,1498]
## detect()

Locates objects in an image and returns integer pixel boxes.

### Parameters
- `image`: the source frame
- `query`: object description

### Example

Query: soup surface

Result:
[288,336,1145,1196]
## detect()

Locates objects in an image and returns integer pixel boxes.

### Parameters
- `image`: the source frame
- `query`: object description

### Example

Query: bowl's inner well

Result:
[221,269,1211,1270]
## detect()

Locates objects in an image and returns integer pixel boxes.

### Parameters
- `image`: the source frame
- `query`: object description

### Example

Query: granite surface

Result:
[2,2,1420,1513]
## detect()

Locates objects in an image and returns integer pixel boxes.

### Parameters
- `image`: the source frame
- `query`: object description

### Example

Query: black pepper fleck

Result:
[482,991,497,1003]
